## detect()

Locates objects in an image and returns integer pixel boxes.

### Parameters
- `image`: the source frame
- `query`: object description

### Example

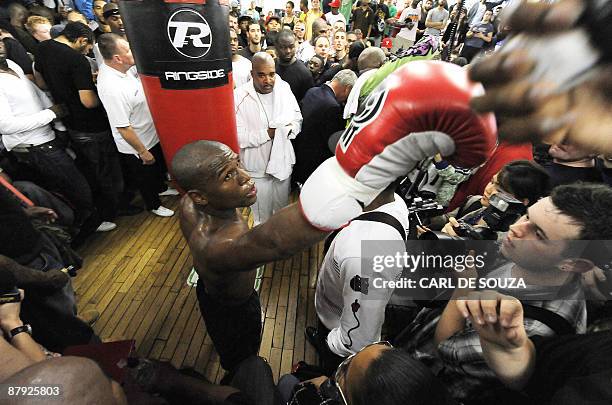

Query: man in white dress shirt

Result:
[96,33,177,218]
[234,52,302,225]
[0,40,95,231]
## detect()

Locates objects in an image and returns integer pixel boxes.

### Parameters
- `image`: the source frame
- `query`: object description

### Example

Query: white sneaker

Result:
[151,206,174,217]
[159,187,180,196]
[95,221,117,232]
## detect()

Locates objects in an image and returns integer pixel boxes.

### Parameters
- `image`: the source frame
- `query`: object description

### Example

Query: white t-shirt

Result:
[0,60,56,151]
[397,6,420,41]
[232,55,252,89]
[325,11,347,28]
[296,41,316,63]
[97,64,159,155]
[315,194,409,356]
[257,91,275,126]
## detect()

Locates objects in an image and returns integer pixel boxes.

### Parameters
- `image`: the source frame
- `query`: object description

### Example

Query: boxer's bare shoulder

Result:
[178,194,257,301]
[172,140,326,288]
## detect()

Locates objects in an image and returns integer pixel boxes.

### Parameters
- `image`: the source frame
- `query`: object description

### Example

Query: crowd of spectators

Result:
[1,0,612,404]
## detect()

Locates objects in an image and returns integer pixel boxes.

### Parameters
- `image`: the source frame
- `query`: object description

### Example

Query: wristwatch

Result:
[8,324,32,341]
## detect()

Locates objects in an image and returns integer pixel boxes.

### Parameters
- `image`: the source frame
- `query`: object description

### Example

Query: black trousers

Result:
[460,45,482,62]
[69,129,123,221]
[316,318,345,376]
[229,356,282,405]
[119,143,167,210]
[196,280,262,373]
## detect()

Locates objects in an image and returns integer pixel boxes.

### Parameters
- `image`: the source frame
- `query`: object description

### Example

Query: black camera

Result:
[420,191,526,242]
[0,268,21,304]
[482,191,526,232]
[407,196,445,224]
[398,171,445,229]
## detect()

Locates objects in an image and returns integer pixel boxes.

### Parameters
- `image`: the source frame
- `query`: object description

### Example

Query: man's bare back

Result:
[179,195,257,305]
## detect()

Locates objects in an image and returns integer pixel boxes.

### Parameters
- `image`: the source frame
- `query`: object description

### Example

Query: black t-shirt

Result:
[35,40,110,133]
[276,59,314,102]
[3,37,32,75]
[238,46,256,61]
[13,26,38,54]
[352,7,375,35]
[546,162,603,188]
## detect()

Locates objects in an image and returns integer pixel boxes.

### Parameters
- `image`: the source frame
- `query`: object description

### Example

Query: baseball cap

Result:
[381,37,393,49]
[103,8,120,19]
[329,0,341,8]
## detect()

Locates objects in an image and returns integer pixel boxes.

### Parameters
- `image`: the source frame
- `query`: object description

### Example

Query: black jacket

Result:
[293,84,346,185]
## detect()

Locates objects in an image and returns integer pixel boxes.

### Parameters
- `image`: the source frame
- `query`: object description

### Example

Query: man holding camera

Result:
[405,182,612,401]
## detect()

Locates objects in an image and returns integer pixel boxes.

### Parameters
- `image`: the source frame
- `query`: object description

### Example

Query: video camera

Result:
[420,191,526,242]
[397,167,445,232]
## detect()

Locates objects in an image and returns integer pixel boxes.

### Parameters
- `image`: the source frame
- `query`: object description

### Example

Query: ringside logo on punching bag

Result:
[167,9,212,59]
[118,0,238,163]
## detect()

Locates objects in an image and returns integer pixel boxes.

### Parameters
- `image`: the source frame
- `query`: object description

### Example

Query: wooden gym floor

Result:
[74,193,320,383]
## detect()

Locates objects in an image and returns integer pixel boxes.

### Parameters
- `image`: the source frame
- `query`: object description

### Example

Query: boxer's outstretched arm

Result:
[208,61,496,273]
[207,202,329,273]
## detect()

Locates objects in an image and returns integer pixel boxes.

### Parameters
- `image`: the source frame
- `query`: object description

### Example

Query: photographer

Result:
[458,291,612,404]
[280,342,455,405]
[422,160,550,239]
[402,182,612,402]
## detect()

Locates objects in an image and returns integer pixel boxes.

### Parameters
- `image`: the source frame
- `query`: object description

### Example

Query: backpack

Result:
[323,211,407,255]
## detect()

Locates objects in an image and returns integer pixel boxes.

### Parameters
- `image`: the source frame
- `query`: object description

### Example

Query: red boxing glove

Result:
[300,61,497,230]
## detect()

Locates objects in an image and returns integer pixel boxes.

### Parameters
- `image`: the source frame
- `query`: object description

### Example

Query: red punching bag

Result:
[118,0,238,166]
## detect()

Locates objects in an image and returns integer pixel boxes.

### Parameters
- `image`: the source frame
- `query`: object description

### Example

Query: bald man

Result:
[297,18,328,63]
[3,357,127,405]
[174,140,325,377]
[234,52,302,225]
[343,46,386,119]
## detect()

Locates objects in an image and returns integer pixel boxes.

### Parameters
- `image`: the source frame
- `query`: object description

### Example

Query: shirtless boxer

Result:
[173,140,324,373]
[171,61,496,375]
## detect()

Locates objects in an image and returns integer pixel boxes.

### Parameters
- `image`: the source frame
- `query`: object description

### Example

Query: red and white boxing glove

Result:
[300,61,497,230]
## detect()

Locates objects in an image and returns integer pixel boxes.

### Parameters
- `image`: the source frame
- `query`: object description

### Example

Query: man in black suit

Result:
[293,69,356,186]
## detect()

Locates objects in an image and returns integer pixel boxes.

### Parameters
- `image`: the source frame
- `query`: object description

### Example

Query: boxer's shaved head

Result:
[3,357,127,405]
[173,140,234,192]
